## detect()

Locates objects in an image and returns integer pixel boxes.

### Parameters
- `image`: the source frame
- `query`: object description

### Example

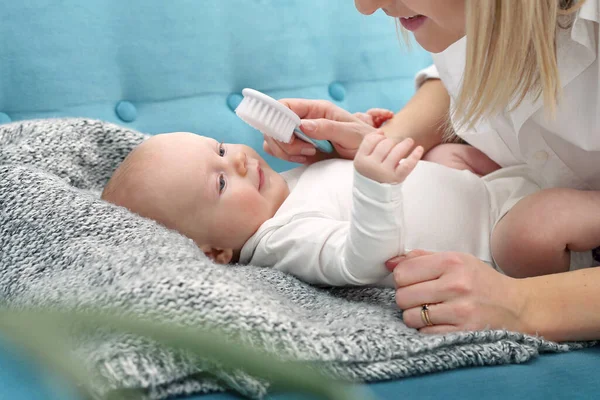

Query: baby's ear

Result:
[199,245,233,264]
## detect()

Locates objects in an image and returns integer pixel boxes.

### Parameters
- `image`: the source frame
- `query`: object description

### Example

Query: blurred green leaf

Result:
[0,308,376,400]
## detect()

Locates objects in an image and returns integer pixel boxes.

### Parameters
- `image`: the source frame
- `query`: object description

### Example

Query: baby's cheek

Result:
[232,188,260,213]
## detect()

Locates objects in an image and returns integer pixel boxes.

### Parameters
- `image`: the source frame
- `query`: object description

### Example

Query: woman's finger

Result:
[395,279,446,310]
[300,118,372,144]
[420,325,462,334]
[263,140,274,156]
[263,136,290,160]
[305,119,376,161]
[264,135,330,164]
[402,302,460,329]
[386,249,434,271]
[391,252,443,287]
[279,98,355,121]
[388,250,444,287]
[354,112,374,125]
[265,134,317,157]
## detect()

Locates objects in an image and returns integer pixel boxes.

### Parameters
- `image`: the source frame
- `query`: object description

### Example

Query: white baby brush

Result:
[235,88,334,154]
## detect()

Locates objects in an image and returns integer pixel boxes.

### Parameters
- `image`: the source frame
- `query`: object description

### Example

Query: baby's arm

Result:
[423,143,501,176]
[250,133,423,286]
[253,209,398,286]
[491,188,600,278]
[250,172,404,286]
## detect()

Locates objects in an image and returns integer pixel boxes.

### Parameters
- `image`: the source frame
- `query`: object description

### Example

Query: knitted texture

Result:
[0,119,591,399]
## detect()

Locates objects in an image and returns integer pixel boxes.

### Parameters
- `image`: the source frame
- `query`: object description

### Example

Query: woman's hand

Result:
[386,250,529,334]
[263,99,379,164]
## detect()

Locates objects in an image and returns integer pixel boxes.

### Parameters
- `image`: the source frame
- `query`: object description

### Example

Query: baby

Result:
[101,132,600,286]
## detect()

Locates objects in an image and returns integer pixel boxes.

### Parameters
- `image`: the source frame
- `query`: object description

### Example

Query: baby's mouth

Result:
[258,165,264,191]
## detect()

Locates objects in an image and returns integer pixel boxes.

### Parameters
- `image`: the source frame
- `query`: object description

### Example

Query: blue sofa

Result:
[1,1,597,399]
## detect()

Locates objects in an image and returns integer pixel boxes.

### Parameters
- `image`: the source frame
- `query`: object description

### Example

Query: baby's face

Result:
[145,132,289,254]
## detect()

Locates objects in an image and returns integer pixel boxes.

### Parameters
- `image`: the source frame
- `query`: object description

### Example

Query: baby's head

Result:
[101,132,289,263]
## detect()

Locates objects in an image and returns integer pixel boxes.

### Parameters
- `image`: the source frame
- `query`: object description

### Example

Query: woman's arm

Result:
[519,267,600,342]
[384,79,504,175]
[381,79,451,153]
[263,78,451,164]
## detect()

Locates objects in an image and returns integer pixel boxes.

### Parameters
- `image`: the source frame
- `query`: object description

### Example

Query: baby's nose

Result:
[234,151,248,176]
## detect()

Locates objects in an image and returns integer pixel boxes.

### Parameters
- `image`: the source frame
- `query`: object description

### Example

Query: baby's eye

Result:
[218,174,226,193]
[218,142,226,157]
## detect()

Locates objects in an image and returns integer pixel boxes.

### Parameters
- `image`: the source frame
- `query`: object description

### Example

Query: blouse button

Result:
[533,150,549,163]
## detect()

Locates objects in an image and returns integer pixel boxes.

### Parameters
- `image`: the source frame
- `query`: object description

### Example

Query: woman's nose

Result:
[234,151,248,176]
[354,0,387,15]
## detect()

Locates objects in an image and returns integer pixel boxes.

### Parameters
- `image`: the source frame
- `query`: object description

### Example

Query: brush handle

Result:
[293,128,334,153]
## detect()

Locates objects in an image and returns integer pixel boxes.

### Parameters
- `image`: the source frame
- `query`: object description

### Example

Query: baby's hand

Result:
[423,143,501,176]
[354,132,424,184]
[354,108,395,128]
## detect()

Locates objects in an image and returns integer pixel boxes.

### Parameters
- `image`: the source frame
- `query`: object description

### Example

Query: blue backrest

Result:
[0,0,431,171]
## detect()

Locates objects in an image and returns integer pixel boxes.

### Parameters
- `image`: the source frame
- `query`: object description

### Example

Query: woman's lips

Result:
[399,15,426,32]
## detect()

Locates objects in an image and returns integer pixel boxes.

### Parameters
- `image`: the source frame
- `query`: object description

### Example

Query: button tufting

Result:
[328,82,346,101]
[115,101,137,122]
[227,93,244,112]
[0,112,12,124]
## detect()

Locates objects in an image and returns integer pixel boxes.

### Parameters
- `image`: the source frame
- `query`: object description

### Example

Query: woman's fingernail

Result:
[385,260,402,272]
[301,120,316,132]
[290,156,307,164]
[300,147,316,156]
[389,256,406,264]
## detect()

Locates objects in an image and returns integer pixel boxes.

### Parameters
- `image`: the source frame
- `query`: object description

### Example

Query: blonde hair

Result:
[454,0,584,130]
[397,0,585,133]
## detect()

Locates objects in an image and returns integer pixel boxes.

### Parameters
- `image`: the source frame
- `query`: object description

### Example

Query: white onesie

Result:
[239,159,591,287]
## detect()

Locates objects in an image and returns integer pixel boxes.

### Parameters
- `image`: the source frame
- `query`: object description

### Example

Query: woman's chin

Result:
[414,37,452,54]
[413,32,464,54]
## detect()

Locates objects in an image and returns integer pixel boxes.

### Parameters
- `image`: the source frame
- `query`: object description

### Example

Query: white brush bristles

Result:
[235,88,301,143]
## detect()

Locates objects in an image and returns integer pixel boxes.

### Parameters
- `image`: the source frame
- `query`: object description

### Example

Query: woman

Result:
[263,0,600,342]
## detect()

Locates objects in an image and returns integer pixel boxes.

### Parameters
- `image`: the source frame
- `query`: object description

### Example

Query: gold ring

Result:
[421,304,433,327]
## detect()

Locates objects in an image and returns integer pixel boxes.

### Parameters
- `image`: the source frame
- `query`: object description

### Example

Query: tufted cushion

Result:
[0,0,431,172]
[1,3,599,400]
[0,1,433,398]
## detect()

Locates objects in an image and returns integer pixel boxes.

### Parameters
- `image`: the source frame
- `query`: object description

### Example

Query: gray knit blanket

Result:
[0,118,588,399]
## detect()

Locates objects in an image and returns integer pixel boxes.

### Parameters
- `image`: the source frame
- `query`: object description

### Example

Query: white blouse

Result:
[417,0,599,190]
